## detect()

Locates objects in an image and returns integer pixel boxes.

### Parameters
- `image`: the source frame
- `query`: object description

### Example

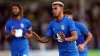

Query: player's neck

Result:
[57,13,64,21]
[13,16,21,20]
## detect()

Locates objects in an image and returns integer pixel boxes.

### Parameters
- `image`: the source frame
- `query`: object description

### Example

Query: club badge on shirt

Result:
[61,25,65,30]
[20,23,24,28]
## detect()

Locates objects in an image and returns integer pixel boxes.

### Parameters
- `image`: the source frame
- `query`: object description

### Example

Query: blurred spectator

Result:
[86,3,100,49]
[0,4,10,50]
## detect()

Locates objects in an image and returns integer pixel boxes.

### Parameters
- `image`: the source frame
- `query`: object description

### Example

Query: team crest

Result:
[20,23,24,28]
[61,25,65,30]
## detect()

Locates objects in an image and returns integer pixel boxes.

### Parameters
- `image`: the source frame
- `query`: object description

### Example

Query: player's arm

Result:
[5,30,15,40]
[78,23,92,51]
[32,22,53,43]
[39,37,51,43]
[66,19,78,41]
[24,20,33,39]
[83,31,92,46]
[32,32,51,43]
[59,19,78,42]
[79,23,92,46]
[66,31,77,41]
[25,28,33,39]
[5,21,15,40]
[58,31,77,42]
[5,34,11,40]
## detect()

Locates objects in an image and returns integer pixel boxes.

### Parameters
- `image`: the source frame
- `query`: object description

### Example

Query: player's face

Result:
[12,6,20,16]
[52,5,62,18]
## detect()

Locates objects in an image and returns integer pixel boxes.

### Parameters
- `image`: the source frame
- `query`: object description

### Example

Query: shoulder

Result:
[48,20,56,28]
[64,16,73,22]
[22,18,30,22]
[21,18,31,24]
[74,21,80,25]
[75,21,86,28]
[74,21,82,25]
[6,19,13,24]
[5,19,13,27]
[49,19,56,24]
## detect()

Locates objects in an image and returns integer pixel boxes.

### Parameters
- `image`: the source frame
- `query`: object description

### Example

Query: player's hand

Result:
[32,32,40,40]
[10,29,15,36]
[57,38,64,42]
[24,32,32,39]
[78,44,85,51]
[58,32,66,41]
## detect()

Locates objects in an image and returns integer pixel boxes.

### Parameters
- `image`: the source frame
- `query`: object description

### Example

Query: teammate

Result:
[32,1,79,56]
[64,9,92,56]
[5,4,32,56]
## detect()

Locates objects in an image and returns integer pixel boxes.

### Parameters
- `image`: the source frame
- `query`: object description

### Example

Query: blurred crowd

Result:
[0,0,100,51]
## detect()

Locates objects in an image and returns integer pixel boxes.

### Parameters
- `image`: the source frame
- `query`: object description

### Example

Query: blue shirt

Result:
[46,16,78,53]
[5,18,32,50]
[74,21,89,45]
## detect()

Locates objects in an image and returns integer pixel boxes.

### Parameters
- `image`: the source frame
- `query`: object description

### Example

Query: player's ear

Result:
[60,7,64,11]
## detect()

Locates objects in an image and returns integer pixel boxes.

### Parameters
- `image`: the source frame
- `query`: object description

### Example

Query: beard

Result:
[12,12,20,17]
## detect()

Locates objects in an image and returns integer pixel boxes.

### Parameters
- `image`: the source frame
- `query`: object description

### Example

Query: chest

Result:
[10,20,27,30]
[52,22,69,35]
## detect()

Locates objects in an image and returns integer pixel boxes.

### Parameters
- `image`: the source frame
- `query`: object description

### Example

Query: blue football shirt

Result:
[5,18,32,53]
[74,21,89,45]
[46,16,79,56]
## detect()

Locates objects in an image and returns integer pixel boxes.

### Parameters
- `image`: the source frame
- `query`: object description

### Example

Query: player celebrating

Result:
[32,1,79,56]
[64,9,92,56]
[5,4,32,56]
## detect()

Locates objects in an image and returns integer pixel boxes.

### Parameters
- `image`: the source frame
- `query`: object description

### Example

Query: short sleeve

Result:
[46,22,53,38]
[68,19,76,32]
[79,23,89,35]
[5,21,11,34]
[27,20,32,30]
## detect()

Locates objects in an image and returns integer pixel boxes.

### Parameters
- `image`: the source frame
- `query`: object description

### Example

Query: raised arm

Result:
[32,22,53,43]
[32,32,51,43]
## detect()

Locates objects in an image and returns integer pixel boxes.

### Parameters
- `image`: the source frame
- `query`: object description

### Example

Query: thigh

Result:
[79,52,88,56]
[19,46,29,56]
[11,50,18,56]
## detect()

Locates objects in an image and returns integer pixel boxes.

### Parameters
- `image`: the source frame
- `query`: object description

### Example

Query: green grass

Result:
[88,50,100,56]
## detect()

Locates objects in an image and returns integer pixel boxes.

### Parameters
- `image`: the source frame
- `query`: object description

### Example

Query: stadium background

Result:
[0,0,100,56]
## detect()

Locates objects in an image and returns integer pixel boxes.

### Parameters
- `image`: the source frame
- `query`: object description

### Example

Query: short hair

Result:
[11,4,23,17]
[64,9,73,15]
[52,1,64,8]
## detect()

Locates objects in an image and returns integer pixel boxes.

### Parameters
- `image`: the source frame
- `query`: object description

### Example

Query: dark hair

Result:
[64,9,80,21]
[11,4,23,17]
[64,9,73,15]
